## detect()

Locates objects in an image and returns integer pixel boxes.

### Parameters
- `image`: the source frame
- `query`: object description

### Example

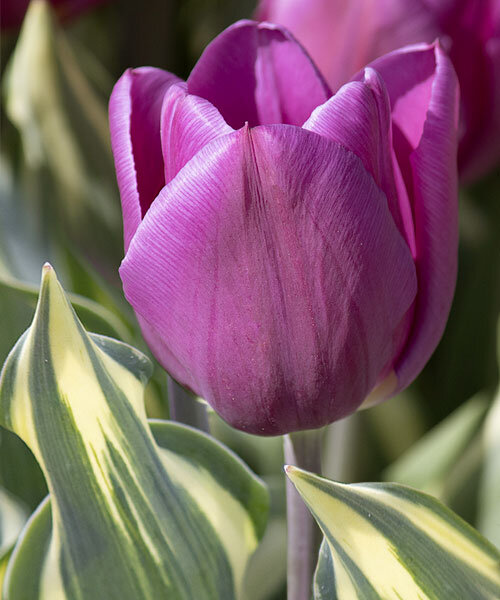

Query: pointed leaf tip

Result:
[0,262,152,458]
[40,262,54,283]
[285,464,325,488]
[37,262,66,314]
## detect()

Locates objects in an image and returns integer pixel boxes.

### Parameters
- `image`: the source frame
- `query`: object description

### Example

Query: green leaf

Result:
[286,466,500,599]
[0,155,129,361]
[479,387,500,547]
[0,488,27,591]
[242,475,287,600]
[3,0,122,273]
[0,488,27,556]
[383,394,489,499]
[478,321,500,547]
[0,546,13,591]
[0,426,47,513]
[0,265,268,599]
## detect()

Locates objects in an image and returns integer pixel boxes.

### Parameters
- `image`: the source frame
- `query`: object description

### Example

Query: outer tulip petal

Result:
[161,82,234,185]
[109,67,180,250]
[120,126,417,435]
[303,68,416,255]
[368,44,459,391]
[187,20,330,129]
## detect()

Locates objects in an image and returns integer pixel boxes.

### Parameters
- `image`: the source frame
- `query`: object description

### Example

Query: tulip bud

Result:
[110,20,459,435]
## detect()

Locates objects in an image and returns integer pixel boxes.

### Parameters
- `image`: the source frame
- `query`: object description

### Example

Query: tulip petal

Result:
[256,0,439,92]
[121,125,416,435]
[256,0,376,91]
[109,67,180,250]
[187,20,330,129]
[303,68,416,255]
[160,82,233,185]
[368,44,459,391]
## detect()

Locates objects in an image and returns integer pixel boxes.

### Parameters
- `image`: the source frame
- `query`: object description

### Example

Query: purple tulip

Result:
[109,20,459,435]
[257,0,500,181]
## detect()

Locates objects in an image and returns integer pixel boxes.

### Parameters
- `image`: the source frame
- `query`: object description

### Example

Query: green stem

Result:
[284,429,324,600]
[167,375,209,433]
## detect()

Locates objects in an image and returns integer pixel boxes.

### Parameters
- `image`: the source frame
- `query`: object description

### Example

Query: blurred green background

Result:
[1,2,499,598]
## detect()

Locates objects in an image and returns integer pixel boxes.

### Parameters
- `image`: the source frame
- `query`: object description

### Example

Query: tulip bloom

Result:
[110,20,458,435]
[257,0,500,181]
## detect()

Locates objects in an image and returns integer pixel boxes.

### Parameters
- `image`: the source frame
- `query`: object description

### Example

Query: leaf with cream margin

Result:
[0,264,268,600]
[286,466,500,599]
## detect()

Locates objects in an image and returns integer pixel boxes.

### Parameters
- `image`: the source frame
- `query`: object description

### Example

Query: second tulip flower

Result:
[110,20,459,435]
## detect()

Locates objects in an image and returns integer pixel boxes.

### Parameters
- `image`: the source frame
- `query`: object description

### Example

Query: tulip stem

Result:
[284,429,324,600]
[167,375,210,433]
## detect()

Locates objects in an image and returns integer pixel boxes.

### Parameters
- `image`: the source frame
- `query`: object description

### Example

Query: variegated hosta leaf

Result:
[0,264,268,600]
[286,466,500,600]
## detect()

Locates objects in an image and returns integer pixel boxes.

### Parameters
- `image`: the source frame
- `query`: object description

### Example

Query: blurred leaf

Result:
[0,158,133,509]
[0,151,142,378]
[438,430,484,526]
[243,475,287,600]
[363,389,427,462]
[478,321,500,546]
[0,547,11,589]
[0,488,27,556]
[210,410,288,600]
[322,414,361,483]
[243,517,286,600]
[209,411,284,477]
[0,155,53,285]
[286,467,500,599]
[1,265,268,599]
[178,0,256,74]
[416,177,500,422]
[383,394,489,499]
[0,427,47,512]
[3,0,122,277]
[479,387,500,547]
[0,487,27,590]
